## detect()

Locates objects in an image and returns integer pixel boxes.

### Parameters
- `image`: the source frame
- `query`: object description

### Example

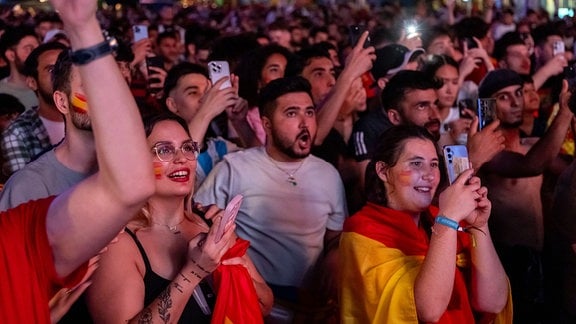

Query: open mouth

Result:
[414,186,432,193]
[168,170,190,180]
[297,130,311,145]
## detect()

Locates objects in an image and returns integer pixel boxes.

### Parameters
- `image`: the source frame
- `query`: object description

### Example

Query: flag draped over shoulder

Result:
[211,238,263,324]
[340,203,512,324]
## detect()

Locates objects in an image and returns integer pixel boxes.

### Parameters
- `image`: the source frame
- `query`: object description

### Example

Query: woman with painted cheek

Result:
[85,113,273,323]
[340,125,511,324]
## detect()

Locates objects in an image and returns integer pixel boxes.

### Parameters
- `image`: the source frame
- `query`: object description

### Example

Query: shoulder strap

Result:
[124,228,152,272]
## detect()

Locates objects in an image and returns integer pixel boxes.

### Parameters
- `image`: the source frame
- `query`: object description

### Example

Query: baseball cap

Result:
[371,44,425,80]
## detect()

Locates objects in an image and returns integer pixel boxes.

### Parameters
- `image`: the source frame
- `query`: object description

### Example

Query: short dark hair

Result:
[23,42,67,79]
[156,31,178,46]
[0,27,37,61]
[421,24,453,52]
[380,70,442,112]
[365,125,437,206]
[52,49,73,95]
[0,93,25,116]
[532,23,562,48]
[285,44,331,77]
[453,17,490,41]
[258,76,313,118]
[493,32,526,61]
[163,62,209,107]
[143,112,190,138]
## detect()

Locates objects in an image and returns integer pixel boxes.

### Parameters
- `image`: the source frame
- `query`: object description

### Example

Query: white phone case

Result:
[208,61,232,90]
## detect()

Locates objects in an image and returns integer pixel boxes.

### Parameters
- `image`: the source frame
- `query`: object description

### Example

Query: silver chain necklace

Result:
[266,155,305,186]
[151,217,185,234]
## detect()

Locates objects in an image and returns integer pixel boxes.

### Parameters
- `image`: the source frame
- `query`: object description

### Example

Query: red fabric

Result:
[344,203,474,324]
[211,238,263,324]
[0,197,87,323]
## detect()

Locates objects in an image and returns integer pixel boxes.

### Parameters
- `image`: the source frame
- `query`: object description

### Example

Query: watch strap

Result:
[70,40,113,65]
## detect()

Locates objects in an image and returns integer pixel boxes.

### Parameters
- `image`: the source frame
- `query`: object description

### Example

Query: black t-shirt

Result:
[348,108,393,161]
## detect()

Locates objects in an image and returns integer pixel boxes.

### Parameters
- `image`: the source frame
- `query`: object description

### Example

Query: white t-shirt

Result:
[194,146,347,287]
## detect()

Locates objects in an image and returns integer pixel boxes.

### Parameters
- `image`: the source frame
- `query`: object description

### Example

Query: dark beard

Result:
[500,120,522,129]
[270,129,312,159]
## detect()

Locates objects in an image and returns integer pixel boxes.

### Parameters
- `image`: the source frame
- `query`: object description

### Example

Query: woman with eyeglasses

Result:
[84,113,273,323]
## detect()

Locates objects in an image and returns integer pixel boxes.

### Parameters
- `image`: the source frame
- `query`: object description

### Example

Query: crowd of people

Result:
[1,0,576,323]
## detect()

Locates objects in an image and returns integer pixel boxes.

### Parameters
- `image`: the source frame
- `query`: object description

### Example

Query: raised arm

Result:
[483,81,573,177]
[314,32,375,146]
[46,0,154,278]
[414,170,480,322]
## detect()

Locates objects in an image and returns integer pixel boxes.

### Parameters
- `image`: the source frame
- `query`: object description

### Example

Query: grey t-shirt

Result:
[0,149,89,211]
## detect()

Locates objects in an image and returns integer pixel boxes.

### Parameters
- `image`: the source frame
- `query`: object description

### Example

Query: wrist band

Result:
[70,36,117,65]
[435,215,464,231]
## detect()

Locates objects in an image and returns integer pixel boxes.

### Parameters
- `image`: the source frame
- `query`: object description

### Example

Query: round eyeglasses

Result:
[152,140,199,162]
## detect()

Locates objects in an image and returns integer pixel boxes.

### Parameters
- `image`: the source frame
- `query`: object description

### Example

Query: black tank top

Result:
[125,228,215,323]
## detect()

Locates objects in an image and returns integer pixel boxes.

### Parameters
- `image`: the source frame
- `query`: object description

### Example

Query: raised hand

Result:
[438,169,481,222]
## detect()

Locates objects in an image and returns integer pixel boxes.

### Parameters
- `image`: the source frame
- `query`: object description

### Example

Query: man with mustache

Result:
[476,69,573,324]
[194,76,347,322]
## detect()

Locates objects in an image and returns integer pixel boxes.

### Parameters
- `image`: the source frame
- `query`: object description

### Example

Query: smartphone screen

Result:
[553,40,565,56]
[476,98,497,130]
[443,145,470,184]
[208,61,232,89]
[215,194,243,243]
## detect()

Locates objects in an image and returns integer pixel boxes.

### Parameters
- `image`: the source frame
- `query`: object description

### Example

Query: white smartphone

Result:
[443,145,470,184]
[207,61,232,90]
[214,194,243,243]
[553,40,565,56]
[133,24,149,43]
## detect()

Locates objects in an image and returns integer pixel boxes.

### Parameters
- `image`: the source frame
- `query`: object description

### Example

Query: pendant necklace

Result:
[267,155,305,186]
[151,217,185,234]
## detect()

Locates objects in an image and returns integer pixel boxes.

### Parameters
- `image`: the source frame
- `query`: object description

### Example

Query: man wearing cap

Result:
[371,44,424,90]
[477,69,573,324]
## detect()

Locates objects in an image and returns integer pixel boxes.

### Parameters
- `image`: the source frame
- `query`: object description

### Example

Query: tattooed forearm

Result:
[158,289,172,324]
[179,272,191,283]
[173,282,184,293]
[137,308,152,324]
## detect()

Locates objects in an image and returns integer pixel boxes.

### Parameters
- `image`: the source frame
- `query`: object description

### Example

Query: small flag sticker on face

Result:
[71,93,88,113]
[153,162,163,179]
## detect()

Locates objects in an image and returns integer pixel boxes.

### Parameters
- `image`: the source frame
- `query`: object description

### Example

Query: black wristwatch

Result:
[70,33,118,65]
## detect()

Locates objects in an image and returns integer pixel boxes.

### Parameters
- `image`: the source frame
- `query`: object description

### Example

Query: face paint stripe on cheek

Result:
[398,170,413,185]
[153,162,163,179]
[71,93,88,114]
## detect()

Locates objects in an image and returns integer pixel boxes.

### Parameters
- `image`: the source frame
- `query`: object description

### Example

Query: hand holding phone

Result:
[476,98,497,131]
[133,24,149,43]
[553,40,565,56]
[208,61,232,90]
[214,194,243,243]
[349,25,371,48]
[443,145,470,184]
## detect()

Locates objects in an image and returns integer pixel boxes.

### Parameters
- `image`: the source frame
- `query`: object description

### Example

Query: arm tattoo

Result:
[158,289,173,324]
[137,308,152,324]
[173,282,184,293]
[179,273,191,283]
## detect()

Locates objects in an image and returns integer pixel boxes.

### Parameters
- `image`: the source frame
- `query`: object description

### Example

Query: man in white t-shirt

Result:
[194,76,347,320]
